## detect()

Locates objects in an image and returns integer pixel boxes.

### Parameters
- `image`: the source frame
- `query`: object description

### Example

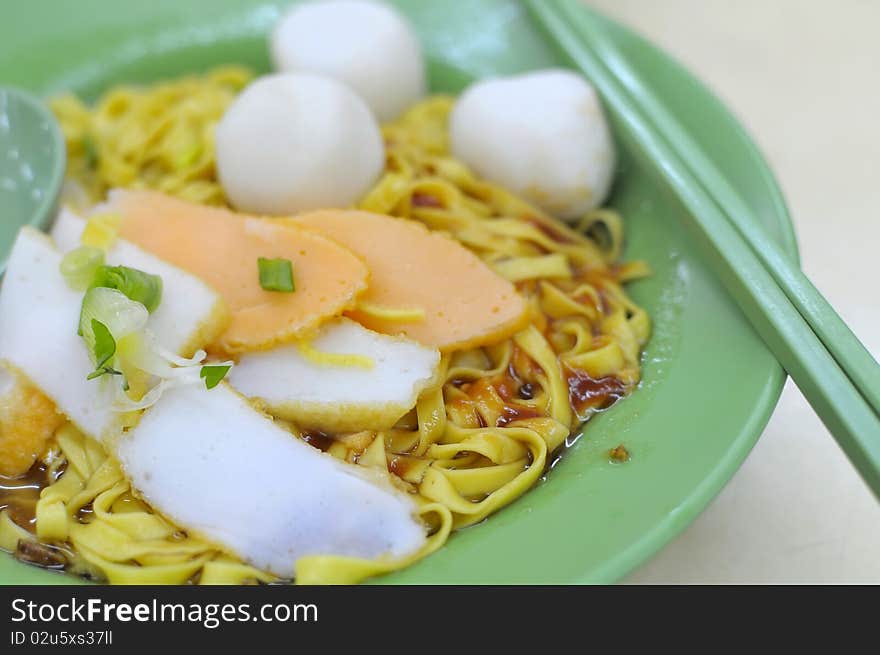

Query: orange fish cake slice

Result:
[104,190,369,353]
[287,210,529,351]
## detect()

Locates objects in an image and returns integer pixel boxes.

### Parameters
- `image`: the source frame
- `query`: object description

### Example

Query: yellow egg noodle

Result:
[0,68,649,584]
[50,66,251,209]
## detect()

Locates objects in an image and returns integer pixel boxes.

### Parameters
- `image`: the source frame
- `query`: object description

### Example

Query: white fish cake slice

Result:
[0,226,226,445]
[51,208,228,356]
[0,228,120,441]
[117,382,426,577]
[228,317,440,432]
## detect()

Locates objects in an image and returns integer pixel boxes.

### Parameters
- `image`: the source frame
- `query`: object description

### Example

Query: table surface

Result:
[584,0,880,583]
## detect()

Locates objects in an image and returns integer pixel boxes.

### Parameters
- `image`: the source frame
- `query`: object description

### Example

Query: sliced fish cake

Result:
[229,317,440,432]
[101,190,370,354]
[0,227,225,444]
[0,228,120,441]
[0,364,65,476]
[51,207,228,356]
[286,209,530,351]
[117,382,426,577]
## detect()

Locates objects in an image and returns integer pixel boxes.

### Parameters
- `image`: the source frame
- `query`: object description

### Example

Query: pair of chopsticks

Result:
[525,0,880,497]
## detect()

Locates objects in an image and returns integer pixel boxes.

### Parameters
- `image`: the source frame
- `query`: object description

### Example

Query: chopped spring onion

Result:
[90,265,163,313]
[356,301,425,323]
[111,349,232,412]
[76,286,230,407]
[85,319,121,380]
[81,212,122,251]
[115,333,152,400]
[257,257,295,292]
[59,246,105,291]
[200,364,231,390]
[78,286,149,346]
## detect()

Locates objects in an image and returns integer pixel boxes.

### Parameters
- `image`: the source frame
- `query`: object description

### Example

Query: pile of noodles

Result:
[0,67,650,584]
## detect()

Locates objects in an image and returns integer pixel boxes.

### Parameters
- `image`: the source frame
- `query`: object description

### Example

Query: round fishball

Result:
[271,0,426,121]
[215,72,384,215]
[450,69,616,221]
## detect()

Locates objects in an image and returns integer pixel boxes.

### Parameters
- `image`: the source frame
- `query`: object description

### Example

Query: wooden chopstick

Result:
[525,0,880,496]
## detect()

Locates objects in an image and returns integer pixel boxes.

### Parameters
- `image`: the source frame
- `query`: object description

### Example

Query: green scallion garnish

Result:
[86,319,121,380]
[60,246,105,291]
[257,257,295,293]
[200,364,231,390]
[90,265,163,313]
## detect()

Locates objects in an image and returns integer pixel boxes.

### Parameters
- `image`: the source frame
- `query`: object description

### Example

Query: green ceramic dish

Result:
[0,0,796,584]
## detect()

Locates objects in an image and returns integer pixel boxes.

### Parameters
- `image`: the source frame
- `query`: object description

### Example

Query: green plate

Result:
[0,0,796,584]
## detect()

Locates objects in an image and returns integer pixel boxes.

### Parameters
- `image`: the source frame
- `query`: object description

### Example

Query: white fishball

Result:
[215,72,384,215]
[270,0,425,121]
[450,69,616,221]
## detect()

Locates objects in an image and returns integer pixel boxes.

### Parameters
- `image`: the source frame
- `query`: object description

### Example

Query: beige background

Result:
[582,0,880,583]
